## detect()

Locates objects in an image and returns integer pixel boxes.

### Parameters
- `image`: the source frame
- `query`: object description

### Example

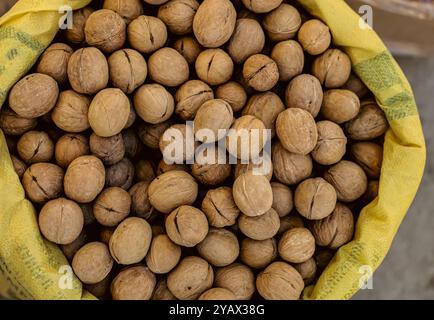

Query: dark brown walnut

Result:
[38,198,84,245]
[227,18,265,64]
[138,120,173,149]
[233,152,273,181]
[148,48,189,87]
[64,155,106,203]
[242,92,285,138]
[72,242,113,284]
[80,203,96,226]
[285,74,323,118]
[262,4,301,42]
[157,161,188,175]
[0,109,37,136]
[271,40,304,82]
[108,49,147,94]
[240,238,277,269]
[199,288,236,300]
[61,231,88,261]
[193,0,236,48]
[122,129,141,158]
[148,171,198,213]
[126,103,137,130]
[237,9,257,19]
[195,49,234,86]
[351,142,383,178]
[6,136,17,153]
[106,158,135,190]
[312,121,347,166]
[85,9,126,53]
[93,187,131,227]
[278,227,316,263]
[10,155,27,179]
[324,160,368,202]
[135,160,156,184]
[321,89,360,124]
[216,81,247,113]
[214,263,255,300]
[309,202,354,249]
[278,214,305,235]
[17,131,53,164]
[146,234,181,274]
[129,181,154,219]
[197,228,240,267]
[109,217,153,264]
[36,43,73,84]
[111,266,156,300]
[103,0,143,23]
[194,99,234,143]
[191,146,231,185]
[175,80,214,120]
[362,180,379,204]
[134,84,174,124]
[256,261,304,300]
[152,279,177,300]
[346,101,389,140]
[55,134,89,168]
[158,0,199,35]
[293,258,317,285]
[167,256,214,300]
[86,277,112,299]
[128,16,168,54]
[243,54,279,92]
[238,208,280,241]
[315,248,335,271]
[271,182,293,218]
[173,36,202,64]
[276,108,318,155]
[9,73,59,119]
[52,90,91,133]
[241,0,282,13]
[272,141,313,185]
[298,19,331,55]
[201,187,240,228]
[343,74,369,98]
[100,228,115,245]
[64,7,94,44]
[233,173,273,217]
[159,124,198,163]
[90,133,125,166]
[165,205,209,247]
[68,47,109,95]
[312,49,352,88]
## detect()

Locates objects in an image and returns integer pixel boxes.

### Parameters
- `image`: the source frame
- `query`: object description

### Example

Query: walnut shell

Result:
[52,90,91,133]
[55,134,89,168]
[128,16,168,54]
[312,49,351,88]
[173,36,202,64]
[271,40,304,82]
[129,181,154,219]
[197,228,239,267]
[227,18,265,64]
[103,0,143,23]
[165,205,209,247]
[271,182,293,217]
[9,73,59,119]
[85,9,126,53]
[238,208,280,240]
[278,214,305,235]
[324,160,368,202]
[167,256,214,300]
[214,263,255,300]
[351,142,383,178]
[298,19,331,55]
[68,47,109,95]
[152,279,177,300]
[39,198,84,245]
[148,171,198,213]
[216,81,247,113]
[36,43,73,84]
[137,120,173,149]
[72,242,113,284]
[175,80,214,120]
[276,108,318,155]
[64,7,94,44]
[278,227,315,263]
[343,74,369,98]
[199,288,236,300]
[135,160,156,183]
[108,49,147,94]
[195,49,234,86]
[158,0,199,35]
[201,187,240,228]
[193,0,236,48]
[241,0,282,13]
[263,4,301,42]
[17,131,53,164]
[256,261,304,300]
[285,74,323,118]
[321,89,360,124]
[146,234,181,274]
[109,217,153,264]
[111,266,156,300]
[64,155,106,203]
[243,54,279,92]
[233,173,273,217]
[191,146,231,185]
[22,163,64,204]
[311,121,347,166]
[345,101,388,140]
[157,161,188,175]
[90,133,125,165]
[10,155,27,179]
[293,258,317,285]
[61,231,88,261]
[309,203,354,249]
[148,48,189,87]
[106,158,135,190]
[240,238,277,269]
[0,109,37,136]
[122,129,141,159]
[234,152,273,180]
[134,84,174,124]
[93,187,131,227]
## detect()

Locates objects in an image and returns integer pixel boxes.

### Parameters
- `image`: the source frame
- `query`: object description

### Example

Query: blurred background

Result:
[0,0,433,299]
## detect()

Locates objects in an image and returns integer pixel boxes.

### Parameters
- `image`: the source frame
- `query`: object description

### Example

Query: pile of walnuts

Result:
[0,0,388,300]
